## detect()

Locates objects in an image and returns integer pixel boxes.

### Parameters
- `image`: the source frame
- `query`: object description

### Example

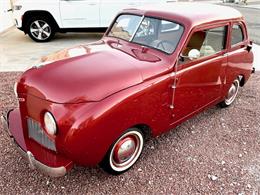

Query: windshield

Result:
[108,14,184,54]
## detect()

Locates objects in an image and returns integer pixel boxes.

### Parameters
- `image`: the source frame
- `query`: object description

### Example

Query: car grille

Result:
[27,117,56,151]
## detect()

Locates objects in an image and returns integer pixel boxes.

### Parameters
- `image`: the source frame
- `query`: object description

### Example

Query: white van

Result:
[12,0,175,42]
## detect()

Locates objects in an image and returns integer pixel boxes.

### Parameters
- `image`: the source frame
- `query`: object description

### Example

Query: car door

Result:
[60,0,100,28]
[99,0,140,27]
[224,22,253,94]
[171,24,229,124]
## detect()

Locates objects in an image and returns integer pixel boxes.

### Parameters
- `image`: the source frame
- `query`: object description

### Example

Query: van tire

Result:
[26,16,56,42]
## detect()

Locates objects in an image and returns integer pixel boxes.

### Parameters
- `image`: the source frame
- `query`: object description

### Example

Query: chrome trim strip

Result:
[130,15,145,42]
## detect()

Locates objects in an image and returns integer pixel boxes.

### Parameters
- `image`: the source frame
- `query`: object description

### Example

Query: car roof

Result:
[124,3,243,28]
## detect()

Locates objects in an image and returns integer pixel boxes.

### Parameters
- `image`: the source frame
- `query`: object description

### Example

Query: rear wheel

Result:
[219,78,240,108]
[26,16,56,42]
[100,128,144,175]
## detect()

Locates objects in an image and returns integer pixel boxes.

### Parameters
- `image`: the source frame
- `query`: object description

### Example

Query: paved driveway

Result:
[0,27,103,72]
[0,27,259,72]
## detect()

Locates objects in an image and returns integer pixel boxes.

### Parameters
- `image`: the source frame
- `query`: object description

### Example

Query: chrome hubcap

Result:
[114,137,136,164]
[225,80,239,105]
[30,20,51,40]
[110,131,143,172]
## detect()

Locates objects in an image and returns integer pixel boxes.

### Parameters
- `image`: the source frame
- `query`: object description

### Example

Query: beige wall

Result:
[0,0,14,33]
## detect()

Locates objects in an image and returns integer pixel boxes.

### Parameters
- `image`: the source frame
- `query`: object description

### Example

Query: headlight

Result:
[44,112,57,135]
[14,82,18,97]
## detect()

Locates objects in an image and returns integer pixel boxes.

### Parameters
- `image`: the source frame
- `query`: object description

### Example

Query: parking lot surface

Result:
[0,28,103,71]
[0,26,259,72]
[0,72,259,194]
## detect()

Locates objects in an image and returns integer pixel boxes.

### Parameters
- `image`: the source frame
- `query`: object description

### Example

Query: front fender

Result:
[57,74,172,166]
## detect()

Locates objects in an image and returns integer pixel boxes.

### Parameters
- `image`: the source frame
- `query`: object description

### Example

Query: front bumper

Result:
[1,109,73,177]
[12,10,23,29]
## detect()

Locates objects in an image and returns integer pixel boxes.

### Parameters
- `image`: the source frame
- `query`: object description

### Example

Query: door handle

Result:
[170,78,179,110]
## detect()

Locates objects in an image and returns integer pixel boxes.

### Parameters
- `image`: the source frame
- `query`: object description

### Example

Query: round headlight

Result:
[14,82,18,97]
[44,112,57,135]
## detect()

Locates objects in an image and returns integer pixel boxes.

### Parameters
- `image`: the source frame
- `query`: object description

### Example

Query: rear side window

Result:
[183,26,227,58]
[231,24,244,46]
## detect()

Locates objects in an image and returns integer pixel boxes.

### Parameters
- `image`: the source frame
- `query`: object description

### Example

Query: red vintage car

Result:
[2,3,254,176]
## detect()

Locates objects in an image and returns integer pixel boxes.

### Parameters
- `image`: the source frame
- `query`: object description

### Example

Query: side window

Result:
[231,24,244,46]
[183,26,227,59]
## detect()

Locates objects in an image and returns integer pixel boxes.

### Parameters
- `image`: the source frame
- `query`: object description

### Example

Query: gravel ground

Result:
[0,72,260,195]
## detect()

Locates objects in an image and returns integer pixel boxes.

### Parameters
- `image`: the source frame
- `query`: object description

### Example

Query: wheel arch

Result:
[131,123,152,141]
[22,10,59,33]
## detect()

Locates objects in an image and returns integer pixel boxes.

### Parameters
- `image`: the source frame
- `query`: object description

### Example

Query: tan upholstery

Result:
[183,31,206,56]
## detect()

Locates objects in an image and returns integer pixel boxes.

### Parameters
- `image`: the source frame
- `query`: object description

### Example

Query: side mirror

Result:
[188,49,200,60]
[179,49,200,62]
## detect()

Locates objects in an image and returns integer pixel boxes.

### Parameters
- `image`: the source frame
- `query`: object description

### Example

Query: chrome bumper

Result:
[13,140,67,177]
[1,113,67,177]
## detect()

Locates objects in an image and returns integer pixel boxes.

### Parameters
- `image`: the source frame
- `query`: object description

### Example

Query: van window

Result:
[231,24,244,46]
[183,26,227,59]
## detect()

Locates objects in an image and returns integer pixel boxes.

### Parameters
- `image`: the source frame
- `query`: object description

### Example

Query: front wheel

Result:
[219,78,240,108]
[26,16,56,42]
[100,128,144,175]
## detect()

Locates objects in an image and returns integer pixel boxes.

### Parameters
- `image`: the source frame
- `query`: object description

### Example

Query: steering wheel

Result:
[156,40,174,51]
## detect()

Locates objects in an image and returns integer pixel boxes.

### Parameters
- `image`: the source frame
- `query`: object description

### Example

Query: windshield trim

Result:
[106,13,185,55]
[130,15,145,42]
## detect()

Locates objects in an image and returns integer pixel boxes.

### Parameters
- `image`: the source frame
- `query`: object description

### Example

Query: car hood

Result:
[18,40,168,104]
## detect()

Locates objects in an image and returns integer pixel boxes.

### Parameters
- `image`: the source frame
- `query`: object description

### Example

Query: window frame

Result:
[230,22,246,48]
[180,22,229,64]
[105,13,185,55]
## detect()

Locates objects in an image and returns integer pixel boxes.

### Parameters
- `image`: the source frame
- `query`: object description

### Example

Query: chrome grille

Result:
[27,117,56,151]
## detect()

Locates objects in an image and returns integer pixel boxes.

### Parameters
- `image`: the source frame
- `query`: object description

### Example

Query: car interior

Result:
[108,15,184,54]
[183,26,227,59]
